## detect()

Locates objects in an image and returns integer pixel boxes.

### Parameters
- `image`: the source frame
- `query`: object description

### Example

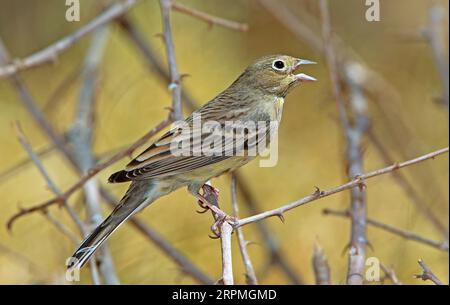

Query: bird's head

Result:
[234,55,316,97]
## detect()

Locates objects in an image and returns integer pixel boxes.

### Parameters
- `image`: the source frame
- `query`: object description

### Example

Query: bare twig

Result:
[41,210,79,244]
[70,26,119,285]
[0,0,139,79]
[0,143,55,183]
[231,174,258,285]
[319,0,369,285]
[415,259,444,285]
[344,65,370,286]
[312,240,331,285]
[12,122,109,284]
[235,147,449,228]
[0,38,78,167]
[422,5,449,108]
[159,0,183,121]
[323,209,449,252]
[202,183,234,285]
[171,1,248,32]
[368,130,449,240]
[260,0,448,238]
[13,122,87,235]
[234,173,303,284]
[380,263,402,285]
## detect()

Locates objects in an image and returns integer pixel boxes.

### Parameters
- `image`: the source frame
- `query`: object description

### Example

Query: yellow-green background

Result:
[0,0,448,284]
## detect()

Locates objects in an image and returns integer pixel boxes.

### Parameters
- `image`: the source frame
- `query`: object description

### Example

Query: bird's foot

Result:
[196,187,236,238]
[209,213,237,239]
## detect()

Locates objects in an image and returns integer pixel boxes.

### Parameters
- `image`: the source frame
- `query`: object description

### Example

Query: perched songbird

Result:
[69,55,316,269]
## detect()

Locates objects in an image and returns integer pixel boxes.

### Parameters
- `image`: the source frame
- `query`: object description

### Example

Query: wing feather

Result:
[108,96,271,183]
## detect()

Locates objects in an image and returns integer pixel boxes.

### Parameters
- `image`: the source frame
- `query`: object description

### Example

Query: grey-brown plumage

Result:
[69,55,316,269]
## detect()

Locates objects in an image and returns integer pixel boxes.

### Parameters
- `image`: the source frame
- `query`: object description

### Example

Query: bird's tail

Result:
[68,181,160,270]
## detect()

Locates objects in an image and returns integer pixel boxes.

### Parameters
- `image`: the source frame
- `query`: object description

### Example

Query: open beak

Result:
[293,58,317,82]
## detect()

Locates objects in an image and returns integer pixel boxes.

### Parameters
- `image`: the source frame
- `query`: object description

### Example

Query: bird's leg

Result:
[196,184,236,238]
[195,184,218,213]
[202,183,220,196]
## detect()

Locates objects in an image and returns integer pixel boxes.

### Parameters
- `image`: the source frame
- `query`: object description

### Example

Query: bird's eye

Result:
[272,60,286,71]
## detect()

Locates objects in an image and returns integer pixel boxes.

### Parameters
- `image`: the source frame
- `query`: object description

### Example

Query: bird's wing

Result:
[108,98,269,183]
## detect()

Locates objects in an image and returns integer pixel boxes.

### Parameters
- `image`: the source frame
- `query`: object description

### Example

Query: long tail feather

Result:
[68,181,158,269]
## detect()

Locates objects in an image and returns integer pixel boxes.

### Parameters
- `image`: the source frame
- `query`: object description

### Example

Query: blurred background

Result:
[0,0,448,284]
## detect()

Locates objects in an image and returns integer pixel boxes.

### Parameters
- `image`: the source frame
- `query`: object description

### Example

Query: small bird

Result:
[69,55,316,269]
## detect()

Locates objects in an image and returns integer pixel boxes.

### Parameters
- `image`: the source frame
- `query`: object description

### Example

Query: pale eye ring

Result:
[272,60,286,71]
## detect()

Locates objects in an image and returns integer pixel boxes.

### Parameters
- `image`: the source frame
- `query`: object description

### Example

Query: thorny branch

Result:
[323,209,449,252]
[259,0,448,238]
[13,122,87,237]
[70,26,119,285]
[0,0,140,79]
[234,147,449,228]
[159,0,183,121]
[344,64,370,285]
[319,0,369,285]
[12,122,105,283]
[368,130,449,240]
[234,173,303,284]
[7,118,170,230]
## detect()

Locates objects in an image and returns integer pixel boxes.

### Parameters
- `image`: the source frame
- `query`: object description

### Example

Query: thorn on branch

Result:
[179,73,191,80]
[392,162,400,170]
[276,212,285,223]
[341,242,351,256]
[313,186,324,197]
